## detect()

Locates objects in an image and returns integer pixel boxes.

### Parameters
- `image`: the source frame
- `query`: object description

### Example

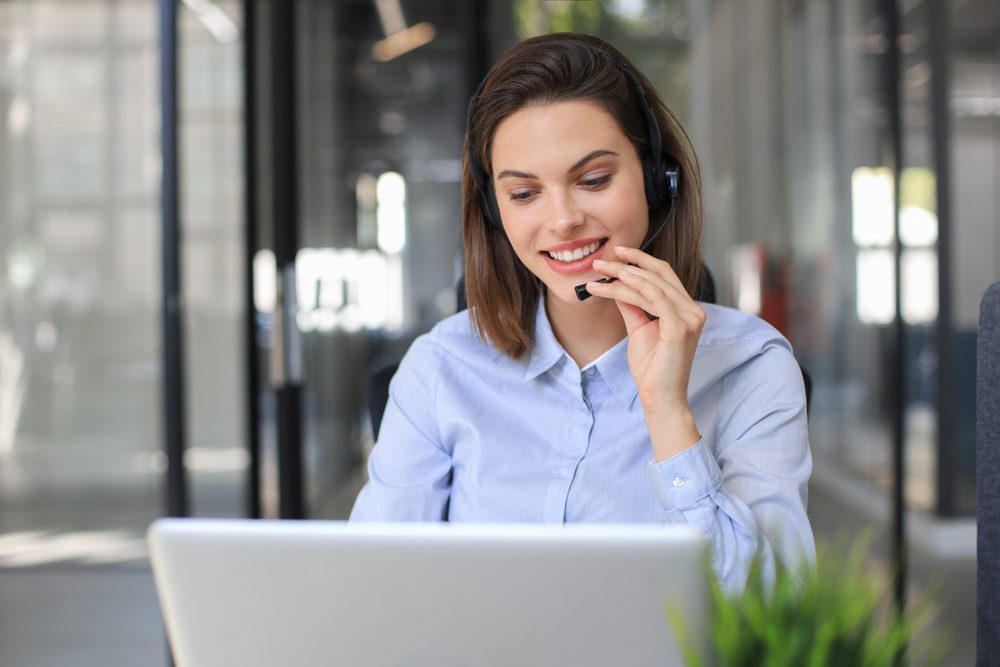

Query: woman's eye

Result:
[581,174,612,189]
[509,191,535,202]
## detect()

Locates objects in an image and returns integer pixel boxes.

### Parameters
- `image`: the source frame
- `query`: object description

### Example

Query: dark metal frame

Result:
[879,0,908,631]
[242,0,262,520]
[464,0,492,100]
[883,0,958,632]
[159,0,189,520]
[928,0,956,518]
[270,0,305,519]
[160,3,184,662]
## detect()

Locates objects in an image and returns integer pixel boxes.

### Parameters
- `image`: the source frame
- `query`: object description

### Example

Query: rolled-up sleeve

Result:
[350,335,453,521]
[644,336,815,593]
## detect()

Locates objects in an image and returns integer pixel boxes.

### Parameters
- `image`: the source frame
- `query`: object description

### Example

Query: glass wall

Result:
[178,0,246,518]
[781,0,902,502]
[280,0,478,517]
[492,0,995,518]
[0,0,245,557]
[0,0,163,561]
[3,0,989,544]
[947,0,999,514]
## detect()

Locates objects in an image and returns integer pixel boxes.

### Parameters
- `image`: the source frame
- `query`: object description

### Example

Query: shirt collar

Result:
[589,336,638,407]
[522,294,639,408]
[523,295,564,382]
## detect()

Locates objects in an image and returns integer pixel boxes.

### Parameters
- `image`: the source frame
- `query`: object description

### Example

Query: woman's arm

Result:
[586,248,814,591]
[643,338,814,592]
[350,336,452,521]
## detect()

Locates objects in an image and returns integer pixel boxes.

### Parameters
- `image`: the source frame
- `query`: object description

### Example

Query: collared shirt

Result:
[350,296,815,592]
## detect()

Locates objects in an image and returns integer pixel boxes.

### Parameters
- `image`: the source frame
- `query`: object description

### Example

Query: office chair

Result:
[368,267,809,440]
[978,281,1000,667]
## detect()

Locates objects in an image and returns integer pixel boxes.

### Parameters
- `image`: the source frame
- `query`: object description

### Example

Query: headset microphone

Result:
[574,166,679,301]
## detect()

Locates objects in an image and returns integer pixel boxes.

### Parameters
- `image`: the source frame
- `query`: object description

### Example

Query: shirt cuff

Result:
[643,438,723,511]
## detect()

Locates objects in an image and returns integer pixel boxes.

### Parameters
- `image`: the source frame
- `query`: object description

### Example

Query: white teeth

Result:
[548,240,603,262]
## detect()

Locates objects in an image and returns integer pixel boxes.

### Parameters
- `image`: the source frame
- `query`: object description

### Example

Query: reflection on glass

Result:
[253,249,277,313]
[180,0,239,44]
[851,167,895,248]
[356,173,378,249]
[6,95,30,136]
[371,0,437,62]
[856,249,895,325]
[902,248,938,324]
[899,167,938,247]
[729,243,764,316]
[899,205,938,247]
[295,248,403,334]
[376,171,407,255]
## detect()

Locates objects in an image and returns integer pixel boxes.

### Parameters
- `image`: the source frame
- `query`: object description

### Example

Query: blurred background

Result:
[0,0,996,664]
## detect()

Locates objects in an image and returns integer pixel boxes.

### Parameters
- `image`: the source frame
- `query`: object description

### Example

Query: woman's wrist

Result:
[643,401,701,463]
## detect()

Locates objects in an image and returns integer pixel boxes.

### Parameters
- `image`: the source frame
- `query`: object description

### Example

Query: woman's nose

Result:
[549,190,584,235]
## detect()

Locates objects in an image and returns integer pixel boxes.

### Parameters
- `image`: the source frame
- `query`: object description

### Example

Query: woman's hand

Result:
[586,246,706,461]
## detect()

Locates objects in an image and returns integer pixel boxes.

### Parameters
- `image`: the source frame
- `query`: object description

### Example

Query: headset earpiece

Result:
[665,165,679,200]
[466,89,504,230]
[467,141,502,230]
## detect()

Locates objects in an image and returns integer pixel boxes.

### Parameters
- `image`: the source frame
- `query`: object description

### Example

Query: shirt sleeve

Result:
[350,334,453,521]
[642,336,815,593]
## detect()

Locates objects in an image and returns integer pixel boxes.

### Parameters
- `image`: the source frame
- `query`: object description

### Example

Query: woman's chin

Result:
[544,279,600,307]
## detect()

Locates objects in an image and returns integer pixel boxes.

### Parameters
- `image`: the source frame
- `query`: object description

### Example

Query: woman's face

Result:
[489,99,649,306]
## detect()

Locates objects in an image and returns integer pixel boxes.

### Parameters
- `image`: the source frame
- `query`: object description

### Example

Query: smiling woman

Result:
[491,101,648,307]
[350,32,815,595]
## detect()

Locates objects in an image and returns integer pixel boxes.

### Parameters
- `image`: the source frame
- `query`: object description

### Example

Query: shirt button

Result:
[671,476,685,488]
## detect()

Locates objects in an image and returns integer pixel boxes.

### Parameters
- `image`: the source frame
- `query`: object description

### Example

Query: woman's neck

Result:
[544,290,628,369]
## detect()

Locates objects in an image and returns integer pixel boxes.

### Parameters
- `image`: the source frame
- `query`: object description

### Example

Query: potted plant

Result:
[670,536,949,667]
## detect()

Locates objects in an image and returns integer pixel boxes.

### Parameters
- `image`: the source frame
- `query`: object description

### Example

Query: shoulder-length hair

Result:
[462,32,703,360]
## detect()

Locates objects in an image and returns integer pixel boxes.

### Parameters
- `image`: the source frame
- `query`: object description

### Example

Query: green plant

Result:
[670,536,949,667]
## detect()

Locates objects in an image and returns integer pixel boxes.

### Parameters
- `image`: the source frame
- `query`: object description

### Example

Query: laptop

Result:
[148,519,710,667]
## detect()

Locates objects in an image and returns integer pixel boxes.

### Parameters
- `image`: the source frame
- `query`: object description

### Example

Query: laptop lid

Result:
[149,519,710,667]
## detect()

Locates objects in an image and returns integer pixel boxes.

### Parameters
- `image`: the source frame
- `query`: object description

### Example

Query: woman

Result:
[351,32,814,592]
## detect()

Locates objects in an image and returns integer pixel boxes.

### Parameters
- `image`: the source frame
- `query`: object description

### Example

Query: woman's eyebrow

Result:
[496,168,536,180]
[568,149,618,173]
[496,149,619,180]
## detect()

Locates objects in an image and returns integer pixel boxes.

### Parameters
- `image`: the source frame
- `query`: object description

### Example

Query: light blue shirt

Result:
[351,296,815,592]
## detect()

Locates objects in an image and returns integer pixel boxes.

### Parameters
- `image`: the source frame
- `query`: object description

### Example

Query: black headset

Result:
[465,57,680,233]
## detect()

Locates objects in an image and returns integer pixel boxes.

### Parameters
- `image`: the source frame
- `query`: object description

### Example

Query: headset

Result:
[465,54,681,301]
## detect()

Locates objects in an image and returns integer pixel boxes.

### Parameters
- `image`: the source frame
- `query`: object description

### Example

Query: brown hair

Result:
[462,32,703,359]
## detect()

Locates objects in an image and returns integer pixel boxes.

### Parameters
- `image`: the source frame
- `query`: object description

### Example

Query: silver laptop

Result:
[148,519,710,667]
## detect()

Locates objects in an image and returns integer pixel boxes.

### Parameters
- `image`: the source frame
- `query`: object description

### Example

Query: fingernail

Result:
[592,259,606,266]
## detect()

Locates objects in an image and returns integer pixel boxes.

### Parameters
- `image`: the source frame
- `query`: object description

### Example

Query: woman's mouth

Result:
[541,238,608,275]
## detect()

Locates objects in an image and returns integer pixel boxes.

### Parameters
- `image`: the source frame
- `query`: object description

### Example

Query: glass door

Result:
[247,0,486,518]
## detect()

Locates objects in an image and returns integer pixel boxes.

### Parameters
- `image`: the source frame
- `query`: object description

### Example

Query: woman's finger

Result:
[593,259,702,319]
[616,270,705,334]
[585,276,662,318]
[586,272,691,334]
[612,246,689,295]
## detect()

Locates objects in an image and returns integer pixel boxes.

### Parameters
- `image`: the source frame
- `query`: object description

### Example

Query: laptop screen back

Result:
[149,519,709,667]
